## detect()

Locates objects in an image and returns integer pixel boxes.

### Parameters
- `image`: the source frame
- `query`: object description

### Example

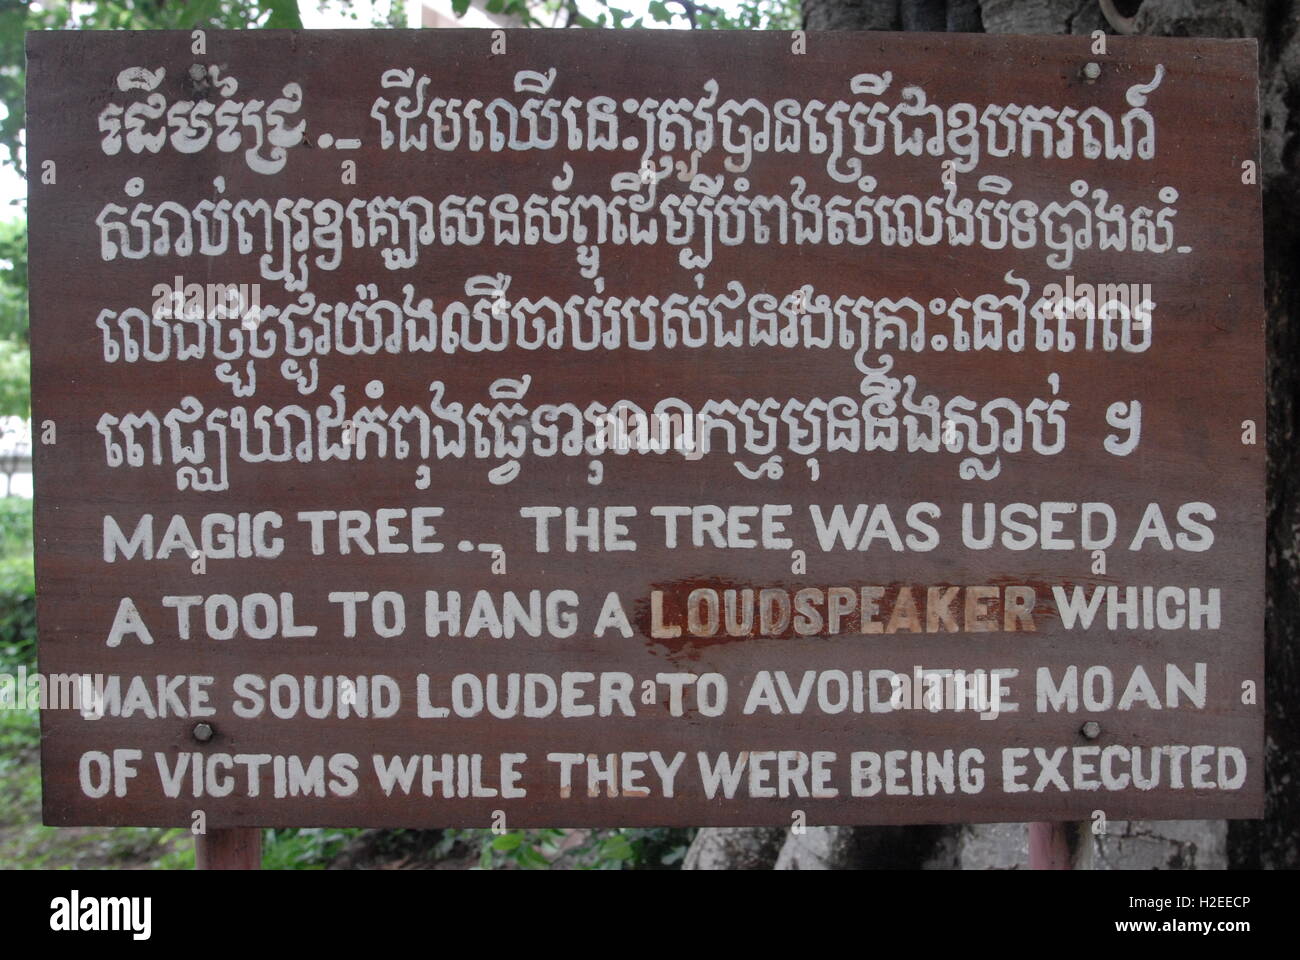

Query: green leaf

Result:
[452,0,473,16]
[647,1,673,23]
[600,835,634,860]
[258,0,303,29]
[0,341,28,418]
[172,0,222,29]
[517,845,551,869]
[491,832,523,851]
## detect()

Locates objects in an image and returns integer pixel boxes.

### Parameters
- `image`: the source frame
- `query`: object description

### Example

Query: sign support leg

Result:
[1027,821,1072,870]
[195,828,262,870]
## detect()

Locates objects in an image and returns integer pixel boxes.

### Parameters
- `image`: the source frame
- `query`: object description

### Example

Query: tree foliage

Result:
[0,339,27,417]
[0,218,25,343]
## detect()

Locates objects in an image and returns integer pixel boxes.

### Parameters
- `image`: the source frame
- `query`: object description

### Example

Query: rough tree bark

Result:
[683,0,1300,870]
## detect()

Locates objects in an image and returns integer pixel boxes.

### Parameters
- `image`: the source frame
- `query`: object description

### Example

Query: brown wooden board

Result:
[25,29,1264,828]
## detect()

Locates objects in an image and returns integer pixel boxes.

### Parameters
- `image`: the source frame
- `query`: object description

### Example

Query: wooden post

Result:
[1027,821,1073,870]
[195,828,262,870]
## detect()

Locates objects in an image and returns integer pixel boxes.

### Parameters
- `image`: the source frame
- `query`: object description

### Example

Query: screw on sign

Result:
[23,30,1264,869]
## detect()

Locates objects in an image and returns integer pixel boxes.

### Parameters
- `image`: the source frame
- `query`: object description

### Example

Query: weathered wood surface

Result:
[26,30,1263,827]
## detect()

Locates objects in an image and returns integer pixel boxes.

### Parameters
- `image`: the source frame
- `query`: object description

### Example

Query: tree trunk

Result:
[685,0,1300,869]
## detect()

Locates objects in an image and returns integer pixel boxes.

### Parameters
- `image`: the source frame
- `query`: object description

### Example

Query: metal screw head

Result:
[1083,62,1102,80]
[192,722,214,743]
[1081,721,1102,740]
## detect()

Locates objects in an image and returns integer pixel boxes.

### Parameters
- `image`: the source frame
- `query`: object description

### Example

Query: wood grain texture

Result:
[25,30,1264,828]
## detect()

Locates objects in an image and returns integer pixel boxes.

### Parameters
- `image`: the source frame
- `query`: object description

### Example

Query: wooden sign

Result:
[25,29,1263,828]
